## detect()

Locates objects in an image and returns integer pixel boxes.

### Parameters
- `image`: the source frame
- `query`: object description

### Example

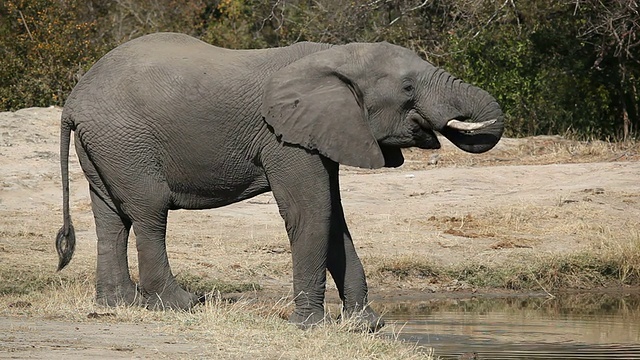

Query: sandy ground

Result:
[1,315,206,359]
[1,106,639,358]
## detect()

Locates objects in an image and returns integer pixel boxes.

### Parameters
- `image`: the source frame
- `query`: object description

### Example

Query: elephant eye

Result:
[402,80,415,96]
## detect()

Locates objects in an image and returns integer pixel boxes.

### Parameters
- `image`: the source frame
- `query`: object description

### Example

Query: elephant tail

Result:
[56,113,76,271]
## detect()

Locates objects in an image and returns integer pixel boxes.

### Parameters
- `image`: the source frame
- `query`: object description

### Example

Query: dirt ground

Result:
[1,106,639,358]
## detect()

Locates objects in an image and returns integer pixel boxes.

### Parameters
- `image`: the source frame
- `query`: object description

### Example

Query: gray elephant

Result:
[56,32,503,330]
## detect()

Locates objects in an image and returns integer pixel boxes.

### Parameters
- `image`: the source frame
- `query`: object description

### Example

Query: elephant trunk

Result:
[424,71,504,153]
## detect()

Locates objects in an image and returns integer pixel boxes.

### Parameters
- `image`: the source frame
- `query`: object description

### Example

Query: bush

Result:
[0,0,104,110]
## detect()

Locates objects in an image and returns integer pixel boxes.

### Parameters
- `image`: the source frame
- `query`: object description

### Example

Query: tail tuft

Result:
[57,113,75,271]
[56,223,75,271]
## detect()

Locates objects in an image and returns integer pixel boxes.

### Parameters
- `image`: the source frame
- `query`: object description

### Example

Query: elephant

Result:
[55,32,503,331]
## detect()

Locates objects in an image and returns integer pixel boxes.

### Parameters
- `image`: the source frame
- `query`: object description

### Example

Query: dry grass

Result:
[402,136,640,169]
[0,263,435,359]
[368,235,640,293]
[0,227,435,359]
[366,195,640,293]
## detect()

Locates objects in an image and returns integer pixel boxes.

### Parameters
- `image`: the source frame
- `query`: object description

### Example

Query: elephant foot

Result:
[143,286,202,311]
[288,308,329,329]
[96,281,143,307]
[339,305,385,333]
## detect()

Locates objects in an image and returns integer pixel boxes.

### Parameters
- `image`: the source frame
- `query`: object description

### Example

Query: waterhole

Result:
[381,293,640,359]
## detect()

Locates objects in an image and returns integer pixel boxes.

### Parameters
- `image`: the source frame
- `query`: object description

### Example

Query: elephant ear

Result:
[261,46,385,169]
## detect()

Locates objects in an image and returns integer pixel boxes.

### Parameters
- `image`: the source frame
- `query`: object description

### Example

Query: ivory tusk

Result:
[446,118,497,131]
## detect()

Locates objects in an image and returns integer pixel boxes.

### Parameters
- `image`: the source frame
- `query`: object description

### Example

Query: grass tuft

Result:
[176,272,262,294]
[370,234,640,293]
[376,257,442,280]
[0,267,88,296]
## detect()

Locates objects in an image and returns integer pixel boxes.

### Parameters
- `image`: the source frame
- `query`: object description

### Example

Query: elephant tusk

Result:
[446,119,497,132]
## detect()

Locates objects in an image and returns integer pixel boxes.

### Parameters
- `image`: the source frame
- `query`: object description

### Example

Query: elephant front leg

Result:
[266,154,334,328]
[327,228,384,332]
[326,176,384,332]
[288,223,330,328]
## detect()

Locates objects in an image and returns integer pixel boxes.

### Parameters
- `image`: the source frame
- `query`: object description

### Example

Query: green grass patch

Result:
[176,273,261,294]
[456,252,640,290]
[376,258,441,280]
[373,242,640,292]
[380,292,640,318]
[0,267,87,296]
[0,268,261,297]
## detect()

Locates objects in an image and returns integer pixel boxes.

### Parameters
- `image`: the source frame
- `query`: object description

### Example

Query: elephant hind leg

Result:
[131,208,201,310]
[90,189,139,306]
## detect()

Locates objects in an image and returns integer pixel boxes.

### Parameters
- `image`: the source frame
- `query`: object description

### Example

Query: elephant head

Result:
[262,42,504,168]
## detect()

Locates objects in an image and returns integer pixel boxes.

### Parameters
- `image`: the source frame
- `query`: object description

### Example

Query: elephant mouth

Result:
[416,128,441,149]
[407,110,441,149]
[410,109,501,153]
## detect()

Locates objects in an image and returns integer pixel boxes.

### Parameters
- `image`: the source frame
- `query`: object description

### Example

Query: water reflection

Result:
[380,293,640,359]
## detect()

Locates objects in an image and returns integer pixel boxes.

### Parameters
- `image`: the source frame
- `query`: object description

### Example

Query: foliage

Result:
[442,1,620,138]
[0,0,103,109]
[198,0,256,48]
[92,0,209,43]
[574,0,640,140]
[0,0,638,140]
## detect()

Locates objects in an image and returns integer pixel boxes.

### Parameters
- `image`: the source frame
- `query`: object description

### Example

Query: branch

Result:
[389,0,430,26]
[18,10,43,61]
[258,0,285,32]
[18,11,34,41]
[407,0,430,12]
[473,0,509,39]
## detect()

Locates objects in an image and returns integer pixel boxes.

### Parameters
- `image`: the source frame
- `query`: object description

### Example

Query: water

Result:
[381,293,640,359]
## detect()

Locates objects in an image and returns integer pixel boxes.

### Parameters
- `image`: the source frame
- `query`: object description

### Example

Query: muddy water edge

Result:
[378,292,640,359]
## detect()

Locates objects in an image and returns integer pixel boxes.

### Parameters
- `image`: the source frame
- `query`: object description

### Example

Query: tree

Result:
[574,0,640,140]
[0,0,637,140]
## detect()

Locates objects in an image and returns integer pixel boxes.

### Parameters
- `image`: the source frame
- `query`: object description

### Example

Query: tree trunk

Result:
[630,78,639,140]
[623,103,630,141]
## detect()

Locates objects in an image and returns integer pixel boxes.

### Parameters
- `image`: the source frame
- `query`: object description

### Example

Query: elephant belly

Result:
[167,171,271,210]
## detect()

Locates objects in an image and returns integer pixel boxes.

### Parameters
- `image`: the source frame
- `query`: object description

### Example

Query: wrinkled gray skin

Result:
[56,33,504,331]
